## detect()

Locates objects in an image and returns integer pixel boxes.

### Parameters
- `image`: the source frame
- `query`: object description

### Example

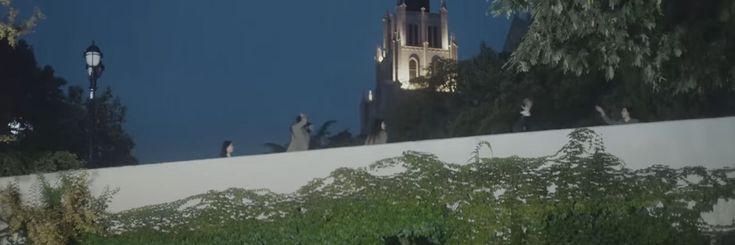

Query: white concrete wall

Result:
[2,117,734,225]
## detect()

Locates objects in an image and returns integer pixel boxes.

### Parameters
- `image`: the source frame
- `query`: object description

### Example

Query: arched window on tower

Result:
[409,58,419,81]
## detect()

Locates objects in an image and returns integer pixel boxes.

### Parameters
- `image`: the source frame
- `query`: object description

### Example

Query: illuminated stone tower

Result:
[377,0,457,89]
[361,0,458,134]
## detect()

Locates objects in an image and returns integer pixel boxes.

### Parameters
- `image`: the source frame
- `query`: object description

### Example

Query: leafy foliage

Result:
[385,89,453,142]
[0,0,44,46]
[490,0,735,91]
[82,88,137,168]
[410,57,458,92]
[0,172,117,245]
[0,151,83,177]
[0,134,15,144]
[388,43,735,142]
[84,129,734,244]
[387,1,735,142]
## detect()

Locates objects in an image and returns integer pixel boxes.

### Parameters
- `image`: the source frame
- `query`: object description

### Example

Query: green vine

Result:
[34,129,735,244]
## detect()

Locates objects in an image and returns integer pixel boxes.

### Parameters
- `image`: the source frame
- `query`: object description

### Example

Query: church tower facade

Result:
[376,0,458,89]
[361,0,458,134]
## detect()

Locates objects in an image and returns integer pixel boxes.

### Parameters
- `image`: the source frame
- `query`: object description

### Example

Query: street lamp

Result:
[84,41,104,165]
[85,41,104,99]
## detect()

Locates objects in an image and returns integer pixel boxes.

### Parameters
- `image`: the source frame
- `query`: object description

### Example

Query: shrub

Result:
[0,172,116,245]
[0,150,83,177]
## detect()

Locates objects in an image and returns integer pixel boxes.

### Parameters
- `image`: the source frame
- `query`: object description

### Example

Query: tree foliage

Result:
[82,88,137,168]
[0,40,137,174]
[0,134,15,144]
[0,150,82,177]
[385,89,453,142]
[0,0,43,46]
[387,43,735,142]
[410,57,458,92]
[490,0,735,92]
[82,129,734,244]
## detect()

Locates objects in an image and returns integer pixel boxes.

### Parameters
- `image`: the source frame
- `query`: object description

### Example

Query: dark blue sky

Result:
[23,0,510,163]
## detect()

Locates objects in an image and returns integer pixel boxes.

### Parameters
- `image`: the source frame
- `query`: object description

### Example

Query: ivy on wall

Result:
[4,129,735,244]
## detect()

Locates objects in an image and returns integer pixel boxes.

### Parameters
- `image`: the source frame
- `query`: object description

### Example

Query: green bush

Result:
[79,128,734,244]
[0,150,83,177]
[0,134,16,143]
[0,172,117,245]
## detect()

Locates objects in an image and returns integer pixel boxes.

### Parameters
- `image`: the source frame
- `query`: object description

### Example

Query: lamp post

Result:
[84,41,104,165]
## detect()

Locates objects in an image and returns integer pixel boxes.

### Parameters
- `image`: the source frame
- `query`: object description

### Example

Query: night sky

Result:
[22,0,510,164]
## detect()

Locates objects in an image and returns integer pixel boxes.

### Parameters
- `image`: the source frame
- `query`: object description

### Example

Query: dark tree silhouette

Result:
[0,40,137,173]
